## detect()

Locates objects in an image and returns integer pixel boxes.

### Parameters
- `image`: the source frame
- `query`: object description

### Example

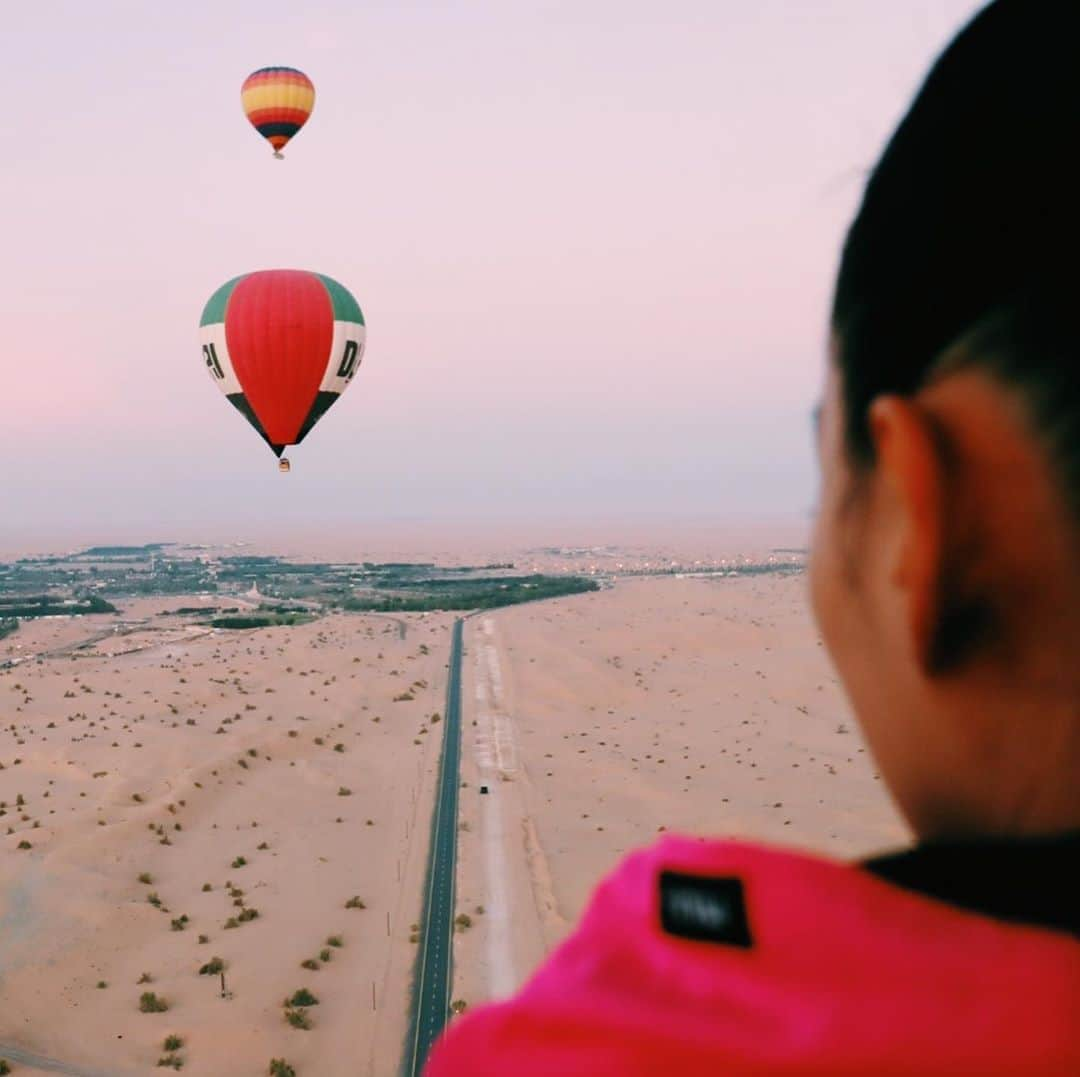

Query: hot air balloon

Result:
[199,270,366,466]
[241,66,315,158]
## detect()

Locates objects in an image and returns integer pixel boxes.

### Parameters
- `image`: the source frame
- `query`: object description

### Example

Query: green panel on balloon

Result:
[315,273,365,325]
[200,276,245,327]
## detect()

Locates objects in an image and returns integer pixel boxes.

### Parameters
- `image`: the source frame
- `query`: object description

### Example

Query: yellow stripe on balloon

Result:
[285,81,313,113]
[241,84,316,112]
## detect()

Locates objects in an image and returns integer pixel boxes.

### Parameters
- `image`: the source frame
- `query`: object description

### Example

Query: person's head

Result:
[810,0,1080,841]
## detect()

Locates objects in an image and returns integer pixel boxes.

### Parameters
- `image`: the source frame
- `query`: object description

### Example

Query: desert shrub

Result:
[198,956,224,976]
[139,991,169,1013]
[163,1035,184,1051]
[344,896,365,909]
[300,958,319,971]
[138,872,154,884]
[231,856,247,868]
[268,1061,296,1077]
[319,948,331,963]
[287,988,319,1007]
[326,935,343,948]
[283,1008,311,1030]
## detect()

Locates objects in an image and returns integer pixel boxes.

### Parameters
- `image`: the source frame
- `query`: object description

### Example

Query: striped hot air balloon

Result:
[241,66,315,158]
[199,270,366,464]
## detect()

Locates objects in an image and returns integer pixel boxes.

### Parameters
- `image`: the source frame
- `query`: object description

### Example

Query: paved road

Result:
[404,617,464,1076]
[0,626,121,670]
[344,611,408,641]
[0,1042,122,1077]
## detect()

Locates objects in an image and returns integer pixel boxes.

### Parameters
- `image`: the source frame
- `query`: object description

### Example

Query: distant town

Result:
[0,542,805,641]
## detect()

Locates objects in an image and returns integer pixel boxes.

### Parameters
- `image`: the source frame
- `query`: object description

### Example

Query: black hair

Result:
[832,0,1080,510]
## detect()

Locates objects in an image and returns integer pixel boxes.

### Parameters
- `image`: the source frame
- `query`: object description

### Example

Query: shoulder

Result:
[426,836,1080,1076]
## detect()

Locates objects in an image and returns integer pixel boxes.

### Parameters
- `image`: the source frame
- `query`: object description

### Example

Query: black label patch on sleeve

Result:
[659,871,753,948]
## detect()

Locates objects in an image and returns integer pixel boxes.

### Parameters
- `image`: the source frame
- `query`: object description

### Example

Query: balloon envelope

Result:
[241,67,315,156]
[199,270,366,457]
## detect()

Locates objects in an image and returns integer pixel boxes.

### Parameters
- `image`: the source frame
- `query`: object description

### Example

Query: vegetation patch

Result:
[0,595,117,619]
[340,574,599,612]
[209,614,313,630]
[283,1008,312,1031]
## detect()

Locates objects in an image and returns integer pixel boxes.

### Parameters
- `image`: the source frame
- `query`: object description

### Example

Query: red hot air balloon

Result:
[199,270,366,466]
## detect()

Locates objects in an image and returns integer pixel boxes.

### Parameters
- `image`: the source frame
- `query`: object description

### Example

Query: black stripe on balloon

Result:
[294,391,340,446]
[255,122,302,137]
[227,392,286,458]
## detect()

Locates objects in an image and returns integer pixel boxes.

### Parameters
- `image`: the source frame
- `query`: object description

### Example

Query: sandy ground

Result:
[0,606,454,1076]
[2,566,908,1074]
[452,574,909,1013]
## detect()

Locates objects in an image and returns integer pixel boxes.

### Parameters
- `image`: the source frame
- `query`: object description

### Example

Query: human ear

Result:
[867,395,948,673]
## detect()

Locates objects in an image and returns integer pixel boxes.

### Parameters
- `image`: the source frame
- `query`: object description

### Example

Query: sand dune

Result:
[452,575,908,1010]
[1,609,454,1076]
[3,566,908,1073]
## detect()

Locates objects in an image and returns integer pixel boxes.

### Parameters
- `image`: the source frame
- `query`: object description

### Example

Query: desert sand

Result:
[3,564,909,1075]
[1,606,454,1076]
[451,574,908,1010]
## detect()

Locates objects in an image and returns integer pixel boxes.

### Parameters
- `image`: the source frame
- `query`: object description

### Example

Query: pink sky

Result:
[0,1,985,544]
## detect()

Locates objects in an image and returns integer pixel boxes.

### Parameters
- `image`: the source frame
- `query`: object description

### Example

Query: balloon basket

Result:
[273,151,284,159]
[278,458,291,474]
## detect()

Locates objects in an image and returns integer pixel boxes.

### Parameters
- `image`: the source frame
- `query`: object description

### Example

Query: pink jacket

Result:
[426,837,1080,1075]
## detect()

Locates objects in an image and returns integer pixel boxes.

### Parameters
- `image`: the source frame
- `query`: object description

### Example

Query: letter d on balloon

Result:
[336,339,360,380]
